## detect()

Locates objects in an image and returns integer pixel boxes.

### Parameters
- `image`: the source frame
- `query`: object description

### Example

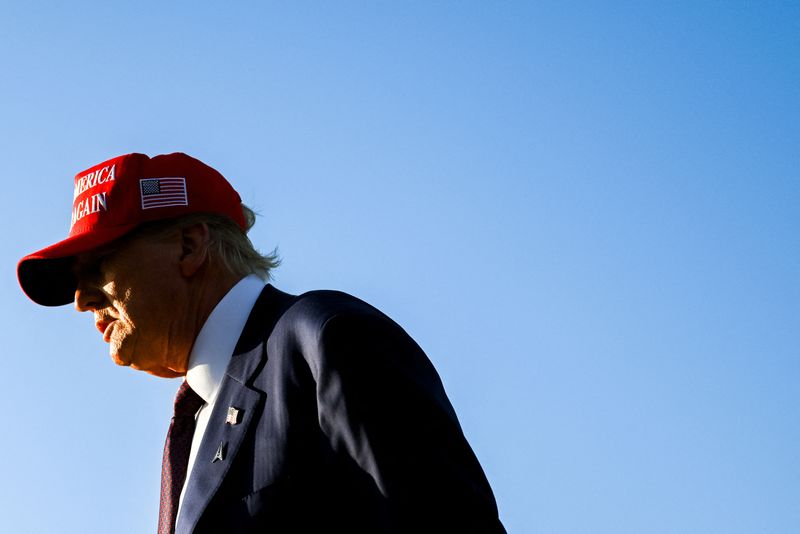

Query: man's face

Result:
[72,231,194,378]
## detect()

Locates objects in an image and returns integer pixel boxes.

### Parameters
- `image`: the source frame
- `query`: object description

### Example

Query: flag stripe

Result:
[146,194,186,199]
[145,200,186,205]
[143,196,188,203]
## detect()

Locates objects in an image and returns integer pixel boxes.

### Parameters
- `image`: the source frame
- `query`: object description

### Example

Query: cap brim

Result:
[18,224,138,307]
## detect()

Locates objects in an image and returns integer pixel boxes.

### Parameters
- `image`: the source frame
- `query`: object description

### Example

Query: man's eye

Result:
[75,251,112,278]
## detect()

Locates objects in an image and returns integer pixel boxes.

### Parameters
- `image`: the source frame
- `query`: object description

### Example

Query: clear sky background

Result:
[0,2,797,533]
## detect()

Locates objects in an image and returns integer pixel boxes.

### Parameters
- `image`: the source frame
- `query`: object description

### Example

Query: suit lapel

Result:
[175,355,262,534]
[174,285,296,534]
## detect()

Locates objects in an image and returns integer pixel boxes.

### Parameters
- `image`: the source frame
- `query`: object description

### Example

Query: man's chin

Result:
[110,351,131,367]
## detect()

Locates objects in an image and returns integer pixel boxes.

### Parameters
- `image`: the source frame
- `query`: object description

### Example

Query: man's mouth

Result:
[96,320,115,342]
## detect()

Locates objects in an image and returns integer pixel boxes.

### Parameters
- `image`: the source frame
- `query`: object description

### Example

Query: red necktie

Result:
[157,381,205,534]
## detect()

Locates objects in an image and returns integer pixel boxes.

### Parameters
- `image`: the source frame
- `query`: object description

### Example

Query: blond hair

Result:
[126,204,280,279]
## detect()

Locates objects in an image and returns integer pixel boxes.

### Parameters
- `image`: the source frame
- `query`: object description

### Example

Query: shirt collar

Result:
[185,274,267,404]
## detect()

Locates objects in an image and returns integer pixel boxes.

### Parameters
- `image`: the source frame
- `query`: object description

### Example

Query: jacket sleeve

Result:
[307,307,505,533]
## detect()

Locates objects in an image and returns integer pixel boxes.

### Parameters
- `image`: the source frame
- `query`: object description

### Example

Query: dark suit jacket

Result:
[175,285,505,533]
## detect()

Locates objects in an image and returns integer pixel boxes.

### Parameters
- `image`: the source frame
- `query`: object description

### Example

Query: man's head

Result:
[18,153,278,377]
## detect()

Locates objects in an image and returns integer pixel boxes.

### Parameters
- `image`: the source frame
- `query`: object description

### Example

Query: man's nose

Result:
[74,283,106,312]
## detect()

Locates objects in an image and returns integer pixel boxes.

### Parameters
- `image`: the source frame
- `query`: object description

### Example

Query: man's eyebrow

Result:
[73,247,115,274]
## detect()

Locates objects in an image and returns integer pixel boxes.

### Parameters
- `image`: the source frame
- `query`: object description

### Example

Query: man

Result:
[18,152,505,533]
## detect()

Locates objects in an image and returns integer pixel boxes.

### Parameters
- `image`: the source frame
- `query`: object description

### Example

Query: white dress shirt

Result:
[176,274,267,516]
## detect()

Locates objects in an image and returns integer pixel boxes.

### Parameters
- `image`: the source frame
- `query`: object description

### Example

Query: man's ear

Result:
[178,223,210,277]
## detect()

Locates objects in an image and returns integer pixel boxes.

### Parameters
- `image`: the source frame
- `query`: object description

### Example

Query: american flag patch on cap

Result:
[140,177,188,209]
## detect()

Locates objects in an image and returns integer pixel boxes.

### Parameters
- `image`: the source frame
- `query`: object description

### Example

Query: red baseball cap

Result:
[18,152,246,307]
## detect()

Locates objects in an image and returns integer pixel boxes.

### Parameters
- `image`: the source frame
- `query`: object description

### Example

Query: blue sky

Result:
[1,2,798,533]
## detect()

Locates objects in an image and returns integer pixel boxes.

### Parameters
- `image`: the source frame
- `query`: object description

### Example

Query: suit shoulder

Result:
[270,289,393,342]
[282,289,384,328]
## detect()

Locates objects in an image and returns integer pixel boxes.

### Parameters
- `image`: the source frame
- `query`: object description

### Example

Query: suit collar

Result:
[226,284,297,384]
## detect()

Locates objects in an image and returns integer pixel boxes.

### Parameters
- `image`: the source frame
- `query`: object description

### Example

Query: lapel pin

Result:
[226,406,241,425]
[212,441,227,463]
